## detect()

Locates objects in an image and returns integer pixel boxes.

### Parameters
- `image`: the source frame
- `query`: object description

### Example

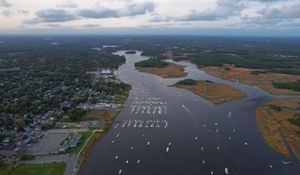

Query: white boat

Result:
[137,160,140,164]
[168,142,171,146]
[118,169,122,174]
[115,156,119,159]
[166,147,169,152]
[125,160,129,164]
[147,141,151,146]
[195,137,198,140]
[225,168,229,174]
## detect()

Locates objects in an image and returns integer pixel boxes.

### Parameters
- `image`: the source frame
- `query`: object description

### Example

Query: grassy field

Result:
[65,130,93,154]
[12,163,66,175]
[201,64,300,95]
[136,63,187,78]
[256,98,300,160]
[0,165,8,175]
[175,80,246,105]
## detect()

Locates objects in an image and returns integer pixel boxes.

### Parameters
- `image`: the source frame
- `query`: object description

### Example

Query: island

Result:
[201,64,300,95]
[135,58,187,78]
[174,79,246,105]
[125,50,136,54]
[256,98,300,160]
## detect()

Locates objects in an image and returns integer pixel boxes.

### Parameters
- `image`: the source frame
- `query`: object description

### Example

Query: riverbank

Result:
[201,64,300,95]
[256,98,300,160]
[174,79,246,105]
[136,63,187,78]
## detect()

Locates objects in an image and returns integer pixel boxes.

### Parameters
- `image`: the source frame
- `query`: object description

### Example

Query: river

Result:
[80,51,300,175]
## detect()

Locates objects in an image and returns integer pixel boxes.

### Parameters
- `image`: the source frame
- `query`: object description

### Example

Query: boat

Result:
[225,168,229,174]
[118,169,122,174]
[147,141,150,146]
[166,147,169,152]
[137,160,140,164]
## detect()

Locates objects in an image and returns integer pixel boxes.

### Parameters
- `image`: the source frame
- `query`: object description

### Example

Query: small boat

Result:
[118,169,122,174]
[130,146,134,150]
[225,168,229,174]
[210,170,214,174]
[202,160,205,164]
[115,156,119,159]
[147,141,151,146]
[168,142,171,146]
[195,137,198,140]
[125,160,129,164]
[166,147,169,152]
[244,142,248,146]
[111,140,115,144]
[137,160,140,164]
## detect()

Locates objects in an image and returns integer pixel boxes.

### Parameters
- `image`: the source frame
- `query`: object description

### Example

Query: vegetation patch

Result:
[20,154,35,161]
[202,64,300,95]
[177,79,196,85]
[12,162,66,175]
[135,58,169,68]
[256,98,300,160]
[174,79,246,104]
[136,63,187,78]
[273,81,300,92]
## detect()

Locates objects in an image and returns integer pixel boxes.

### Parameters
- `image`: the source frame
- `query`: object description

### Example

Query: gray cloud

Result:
[0,0,10,7]
[2,10,12,17]
[258,4,300,19]
[151,0,246,22]
[78,1,155,19]
[56,1,78,8]
[240,3,300,28]
[24,9,76,24]
[81,24,102,28]
[24,1,155,25]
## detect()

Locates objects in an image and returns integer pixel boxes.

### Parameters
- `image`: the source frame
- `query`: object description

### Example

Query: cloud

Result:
[78,1,155,19]
[151,0,246,22]
[0,0,10,7]
[81,24,102,28]
[24,9,76,24]
[257,3,300,19]
[2,10,12,17]
[56,1,78,8]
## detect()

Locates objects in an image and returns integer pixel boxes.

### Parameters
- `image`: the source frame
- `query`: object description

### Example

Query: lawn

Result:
[0,165,8,175]
[12,162,66,175]
[66,130,93,154]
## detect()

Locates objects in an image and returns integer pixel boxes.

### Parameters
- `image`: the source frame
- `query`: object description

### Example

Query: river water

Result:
[80,51,300,175]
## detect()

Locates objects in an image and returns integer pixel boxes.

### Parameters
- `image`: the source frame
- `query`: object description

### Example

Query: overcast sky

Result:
[0,0,300,36]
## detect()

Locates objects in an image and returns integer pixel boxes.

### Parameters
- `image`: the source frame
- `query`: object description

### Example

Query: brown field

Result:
[201,64,300,95]
[136,63,187,78]
[175,80,246,105]
[83,110,120,121]
[256,98,300,160]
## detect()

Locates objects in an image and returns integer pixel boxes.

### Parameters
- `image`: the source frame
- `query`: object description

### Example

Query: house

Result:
[100,69,114,78]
